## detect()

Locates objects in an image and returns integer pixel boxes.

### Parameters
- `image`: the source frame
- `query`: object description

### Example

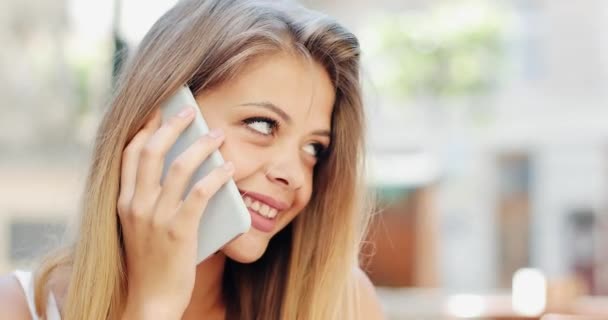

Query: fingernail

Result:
[208,128,224,139]
[223,162,234,173]
[177,107,194,118]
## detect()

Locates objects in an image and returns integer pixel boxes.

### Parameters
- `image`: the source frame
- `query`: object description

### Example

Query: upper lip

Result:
[239,189,290,211]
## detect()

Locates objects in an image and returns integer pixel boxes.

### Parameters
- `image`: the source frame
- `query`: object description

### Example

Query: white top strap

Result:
[13,270,61,320]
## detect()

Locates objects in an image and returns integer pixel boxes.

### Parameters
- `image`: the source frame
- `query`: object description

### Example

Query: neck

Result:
[182,252,227,320]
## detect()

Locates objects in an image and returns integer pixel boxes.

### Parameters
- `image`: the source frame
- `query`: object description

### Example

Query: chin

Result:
[221,230,270,263]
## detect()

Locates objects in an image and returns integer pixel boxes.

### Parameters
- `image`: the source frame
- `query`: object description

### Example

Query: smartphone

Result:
[159,86,251,262]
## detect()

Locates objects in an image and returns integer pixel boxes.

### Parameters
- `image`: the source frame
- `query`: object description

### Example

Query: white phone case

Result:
[159,86,251,262]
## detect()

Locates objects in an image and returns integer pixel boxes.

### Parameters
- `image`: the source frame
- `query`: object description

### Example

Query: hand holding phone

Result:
[159,86,251,262]
[118,88,250,317]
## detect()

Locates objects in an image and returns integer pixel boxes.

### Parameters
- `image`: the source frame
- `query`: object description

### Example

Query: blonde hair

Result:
[33,0,371,319]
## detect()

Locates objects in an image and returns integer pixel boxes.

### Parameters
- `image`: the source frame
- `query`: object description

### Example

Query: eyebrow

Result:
[237,101,292,123]
[237,101,332,138]
[310,129,331,138]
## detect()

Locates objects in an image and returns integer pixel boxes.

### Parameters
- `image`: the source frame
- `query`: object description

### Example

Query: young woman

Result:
[0,0,383,319]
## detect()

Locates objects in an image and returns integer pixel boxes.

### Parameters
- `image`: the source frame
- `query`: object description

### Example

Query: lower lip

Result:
[248,208,276,233]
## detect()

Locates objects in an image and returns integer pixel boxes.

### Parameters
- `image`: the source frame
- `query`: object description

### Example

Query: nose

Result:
[264,149,306,190]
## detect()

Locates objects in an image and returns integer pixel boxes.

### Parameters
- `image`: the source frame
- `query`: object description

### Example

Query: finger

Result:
[155,129,225,219]
[174,162,235,231]
[132,106,196,205]
[118,110,161,216]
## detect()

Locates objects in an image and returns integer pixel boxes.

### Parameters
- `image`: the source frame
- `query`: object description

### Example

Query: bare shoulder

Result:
[0,273,32,319]
[354,267,385,320]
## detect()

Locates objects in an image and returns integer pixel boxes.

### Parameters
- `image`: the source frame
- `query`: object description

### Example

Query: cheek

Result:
[218,136,258,179]
[291,181,313,214]
[279,185,312,230]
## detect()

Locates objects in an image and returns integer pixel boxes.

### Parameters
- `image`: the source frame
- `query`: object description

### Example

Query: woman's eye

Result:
[243,117,278,136]
[303,143,326,159]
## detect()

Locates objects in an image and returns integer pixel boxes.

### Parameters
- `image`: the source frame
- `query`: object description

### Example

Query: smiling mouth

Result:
[242,195,279,219]
[238,190,290,222]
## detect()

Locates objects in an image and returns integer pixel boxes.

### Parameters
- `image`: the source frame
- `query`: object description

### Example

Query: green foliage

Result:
[362,1,511,100]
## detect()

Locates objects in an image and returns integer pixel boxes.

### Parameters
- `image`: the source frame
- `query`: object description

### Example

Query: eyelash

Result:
[241,117,328,159]
[307,143,328,159]
[242,117,279,136]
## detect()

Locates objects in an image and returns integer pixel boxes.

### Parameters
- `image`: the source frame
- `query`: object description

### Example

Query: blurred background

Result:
[1,0,608,319]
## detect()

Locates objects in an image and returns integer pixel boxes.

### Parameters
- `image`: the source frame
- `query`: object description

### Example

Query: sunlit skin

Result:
[198,52,335,261]
[183,52,336,318]
[0,52,384,320]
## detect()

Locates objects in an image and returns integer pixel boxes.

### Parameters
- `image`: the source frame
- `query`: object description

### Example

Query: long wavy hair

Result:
[33,0,371,319]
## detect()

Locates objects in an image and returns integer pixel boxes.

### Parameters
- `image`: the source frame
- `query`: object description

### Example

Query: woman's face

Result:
[195,52,335,262]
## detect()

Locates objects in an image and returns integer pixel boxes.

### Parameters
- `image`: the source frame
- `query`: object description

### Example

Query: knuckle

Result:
[122,144,135,158]
[192,183,211,200]
[123,132,148,156]
[215,167,231,179]
[129,202,150,221]
[200,135,221,149]
[140,144,160,159]
[167,117,183,128]
[169,158,188,176]
[199,134,215,145]
[166,225,182,242]
[116,198,130,215]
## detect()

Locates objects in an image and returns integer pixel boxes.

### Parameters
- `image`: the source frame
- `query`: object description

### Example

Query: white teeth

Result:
[242,195,280,219]
[260,204,270,217]
[268,208,278,218]
[244,197,252,206]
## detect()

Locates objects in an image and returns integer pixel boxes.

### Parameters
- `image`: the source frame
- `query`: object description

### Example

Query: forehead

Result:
[225,52,335,128]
